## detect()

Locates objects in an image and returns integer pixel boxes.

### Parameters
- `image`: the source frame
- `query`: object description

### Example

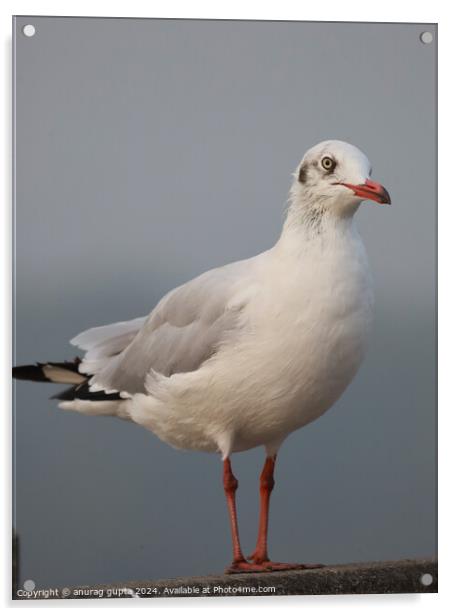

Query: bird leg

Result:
[247,454,324,572]
[223,458,267,573]
[247,455,276,564]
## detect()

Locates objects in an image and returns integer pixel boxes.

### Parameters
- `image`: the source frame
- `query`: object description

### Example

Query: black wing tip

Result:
[52,382,122,402]
[12,364,50,382]
[13,358,122,402]
[12,358,82,382]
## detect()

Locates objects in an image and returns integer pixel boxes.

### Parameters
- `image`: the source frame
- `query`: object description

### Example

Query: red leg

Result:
[248,455,324,572]
[223,458,269,574]
[248,455,276,564]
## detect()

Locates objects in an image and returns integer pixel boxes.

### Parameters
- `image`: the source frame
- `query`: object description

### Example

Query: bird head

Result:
[291,140,391,220]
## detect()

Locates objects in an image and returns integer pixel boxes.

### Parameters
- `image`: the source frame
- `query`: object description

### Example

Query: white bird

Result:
[13,140,391,574]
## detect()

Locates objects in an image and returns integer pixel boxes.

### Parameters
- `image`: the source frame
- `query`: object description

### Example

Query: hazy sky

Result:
[14,17,436,589]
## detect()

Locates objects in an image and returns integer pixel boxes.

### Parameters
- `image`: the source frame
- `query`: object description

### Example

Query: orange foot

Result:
[225,559,271,574]
[225,558,324,574]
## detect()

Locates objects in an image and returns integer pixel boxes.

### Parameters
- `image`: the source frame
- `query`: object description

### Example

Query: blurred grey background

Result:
[13,17,436,589]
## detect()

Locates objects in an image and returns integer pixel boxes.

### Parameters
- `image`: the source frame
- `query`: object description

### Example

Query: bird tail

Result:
[12,358,86,385]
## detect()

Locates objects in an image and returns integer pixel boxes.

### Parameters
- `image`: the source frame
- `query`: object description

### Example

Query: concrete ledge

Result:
[15,558,437,599]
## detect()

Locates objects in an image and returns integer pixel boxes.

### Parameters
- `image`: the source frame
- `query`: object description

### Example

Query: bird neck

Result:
[275,196,358,258]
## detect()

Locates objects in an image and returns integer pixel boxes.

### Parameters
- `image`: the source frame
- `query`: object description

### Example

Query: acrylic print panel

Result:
[13,17,437,598]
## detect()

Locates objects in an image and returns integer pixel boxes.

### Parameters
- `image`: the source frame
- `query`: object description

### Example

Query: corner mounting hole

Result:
[22,24,36,37]
[420,573,433,586]
[420,31,433,44]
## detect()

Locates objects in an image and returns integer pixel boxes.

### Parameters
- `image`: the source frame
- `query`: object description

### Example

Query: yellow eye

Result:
[321,156,335,171]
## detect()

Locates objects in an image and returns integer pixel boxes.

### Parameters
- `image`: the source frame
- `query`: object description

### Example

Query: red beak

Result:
[337,179,391,205]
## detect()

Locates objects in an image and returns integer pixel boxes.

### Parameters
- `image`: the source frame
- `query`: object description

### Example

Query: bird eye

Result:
[321,156,336,172]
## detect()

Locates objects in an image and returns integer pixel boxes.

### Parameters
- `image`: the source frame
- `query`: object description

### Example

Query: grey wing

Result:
[84,258,258,395]
[71,316,147,376]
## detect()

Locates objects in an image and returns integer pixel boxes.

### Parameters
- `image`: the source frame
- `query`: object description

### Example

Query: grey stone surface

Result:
[15,558,437,599]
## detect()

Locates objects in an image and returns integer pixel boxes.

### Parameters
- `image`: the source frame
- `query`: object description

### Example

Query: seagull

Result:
[13,140,391,574]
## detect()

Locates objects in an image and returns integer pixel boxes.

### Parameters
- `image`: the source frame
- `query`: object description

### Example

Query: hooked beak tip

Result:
[338,179,391,205]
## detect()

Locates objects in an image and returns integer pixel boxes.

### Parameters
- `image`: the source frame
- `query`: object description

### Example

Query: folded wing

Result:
[71,258,258,396]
